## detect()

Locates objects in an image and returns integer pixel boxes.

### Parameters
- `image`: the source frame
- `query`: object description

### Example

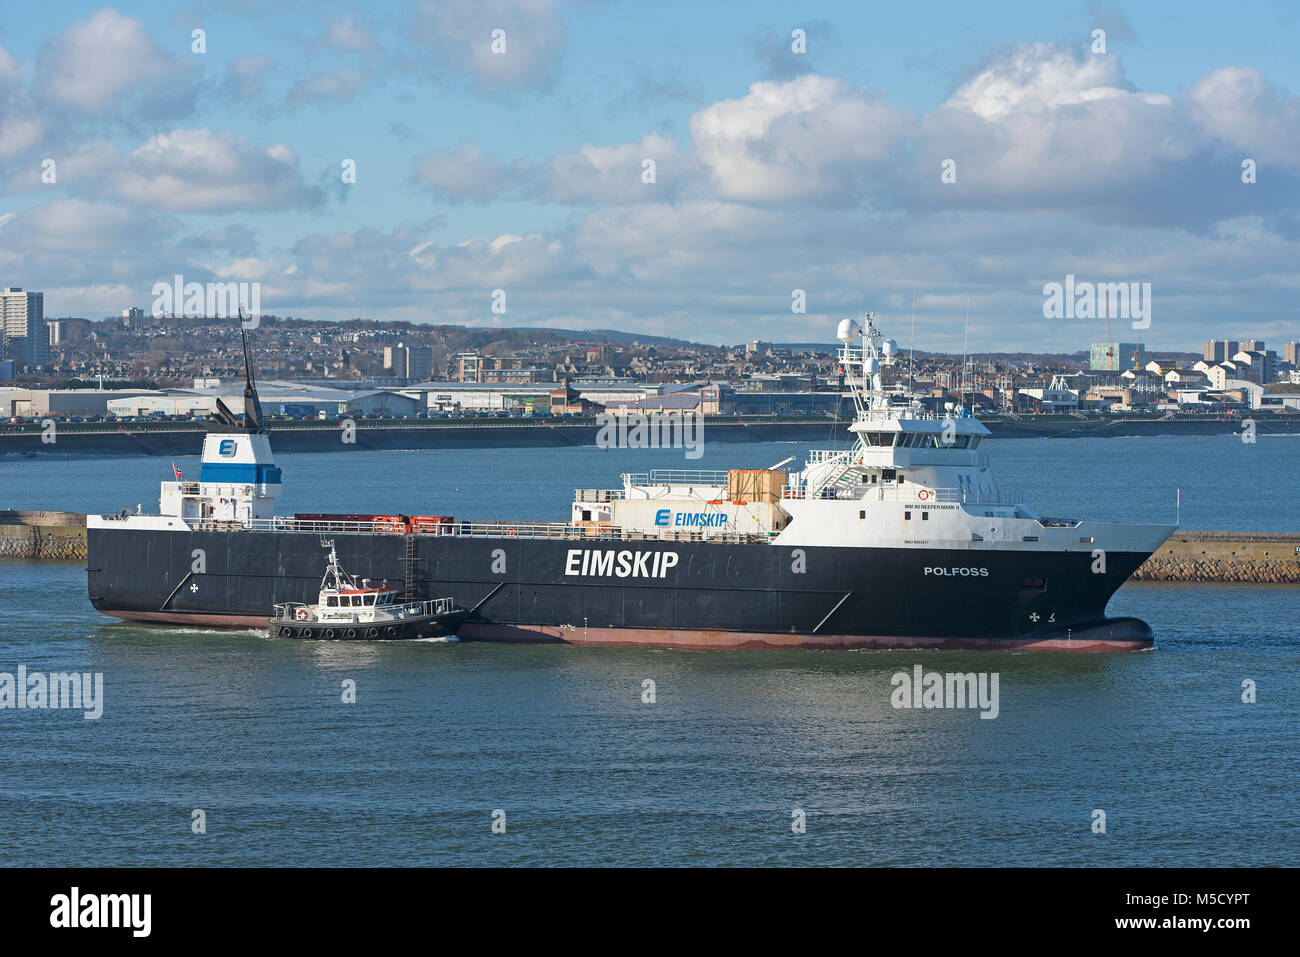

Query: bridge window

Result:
[364,594,376,606]
[327,596,339,607]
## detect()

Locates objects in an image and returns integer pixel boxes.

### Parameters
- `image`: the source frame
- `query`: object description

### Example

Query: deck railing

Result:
[223,516,770,544]
[782,485,1025,505]
[271,597,457,623]
[622,469,728,487]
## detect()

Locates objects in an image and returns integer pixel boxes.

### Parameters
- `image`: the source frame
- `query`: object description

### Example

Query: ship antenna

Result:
[908,289,916,395]
[960,299,970,415]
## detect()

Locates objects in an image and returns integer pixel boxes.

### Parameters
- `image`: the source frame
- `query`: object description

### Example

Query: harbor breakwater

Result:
[0,510,87,560]
[1131,531,1300,584]
[3,511,1298,585]
[1,413,1297,458]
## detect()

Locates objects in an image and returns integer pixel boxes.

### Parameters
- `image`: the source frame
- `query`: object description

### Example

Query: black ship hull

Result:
[87,526,1157,651]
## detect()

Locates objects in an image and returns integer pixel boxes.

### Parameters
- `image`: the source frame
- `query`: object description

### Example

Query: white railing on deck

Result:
[206,516,771,544]
[271,597,456,623]
[622,469,728,487]
[574,488,625,503]
[783,485,1025,505]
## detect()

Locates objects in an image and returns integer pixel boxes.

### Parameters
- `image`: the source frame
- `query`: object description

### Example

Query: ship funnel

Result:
[836,318,860,342]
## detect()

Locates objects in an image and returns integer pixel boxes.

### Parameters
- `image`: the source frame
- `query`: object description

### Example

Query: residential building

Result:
[1203,339,1240,363]
[1,287,48,368]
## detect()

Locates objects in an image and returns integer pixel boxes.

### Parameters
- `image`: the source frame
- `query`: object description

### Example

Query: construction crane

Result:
[1104,288,1116,370]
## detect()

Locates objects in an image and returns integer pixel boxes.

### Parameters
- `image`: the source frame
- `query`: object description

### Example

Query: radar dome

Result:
[836,318,860,342]
[882,339,897,356]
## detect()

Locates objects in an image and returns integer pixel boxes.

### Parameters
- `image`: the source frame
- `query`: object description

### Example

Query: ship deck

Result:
[177,516,775,545]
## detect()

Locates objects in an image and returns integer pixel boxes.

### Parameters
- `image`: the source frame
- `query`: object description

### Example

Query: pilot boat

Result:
[269,540,465,640]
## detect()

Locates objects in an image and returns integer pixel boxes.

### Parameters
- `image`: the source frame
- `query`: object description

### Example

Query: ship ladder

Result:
[402,534,417,600]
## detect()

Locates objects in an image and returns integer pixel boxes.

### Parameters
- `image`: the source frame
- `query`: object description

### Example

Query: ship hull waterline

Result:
[87,527,1158,652]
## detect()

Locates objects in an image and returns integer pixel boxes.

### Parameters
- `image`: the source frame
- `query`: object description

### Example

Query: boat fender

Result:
[385,626,397,637]
[345,628,357,639]
[324,629,335,639]
[365,627,379,639]
[279,627,292,638]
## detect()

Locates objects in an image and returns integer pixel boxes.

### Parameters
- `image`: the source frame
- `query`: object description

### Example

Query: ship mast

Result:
[838,312,893,426]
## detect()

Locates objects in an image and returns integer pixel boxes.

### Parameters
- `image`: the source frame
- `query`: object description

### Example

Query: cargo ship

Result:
[86,316,1175,650]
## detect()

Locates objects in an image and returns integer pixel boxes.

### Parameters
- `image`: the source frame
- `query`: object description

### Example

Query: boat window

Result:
[922,512,929,521]
[349,596,360,607]
[327,596,338,607]
[970,437,981,449]
[365,594,376,606]
[904,511,911,521]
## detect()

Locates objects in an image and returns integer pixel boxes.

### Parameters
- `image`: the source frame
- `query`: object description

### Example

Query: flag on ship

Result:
[172,462,183,481]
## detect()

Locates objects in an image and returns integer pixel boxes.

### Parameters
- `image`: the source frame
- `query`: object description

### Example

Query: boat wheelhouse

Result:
[269,541,463,640]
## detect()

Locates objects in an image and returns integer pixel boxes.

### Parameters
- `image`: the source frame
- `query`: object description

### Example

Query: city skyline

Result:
[2,2,1299,351]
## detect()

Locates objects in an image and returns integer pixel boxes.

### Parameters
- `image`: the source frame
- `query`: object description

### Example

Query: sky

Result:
[1,0,1298,352]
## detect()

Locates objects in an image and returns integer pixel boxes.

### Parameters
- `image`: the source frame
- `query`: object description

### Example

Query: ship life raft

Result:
[268,540,465,640]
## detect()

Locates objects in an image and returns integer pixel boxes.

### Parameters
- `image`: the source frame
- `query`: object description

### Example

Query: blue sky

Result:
[1,1,1298,351]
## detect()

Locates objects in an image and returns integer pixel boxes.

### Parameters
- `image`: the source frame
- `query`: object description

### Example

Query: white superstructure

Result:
[572,314,1175,556]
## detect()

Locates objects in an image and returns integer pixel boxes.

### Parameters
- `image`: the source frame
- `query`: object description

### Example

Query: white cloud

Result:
[545,133,687,204]
[1188,67,1300,169]
[410,142,533,203]
[37,8,196,118]
[223,54,275,101]
[285,67,364,106]
[0,45,43,160]
[324,17,379,56]
[109,128,324,212]
[690,74,908,203]
[413,0,566,89]
[945,43,1168,121]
